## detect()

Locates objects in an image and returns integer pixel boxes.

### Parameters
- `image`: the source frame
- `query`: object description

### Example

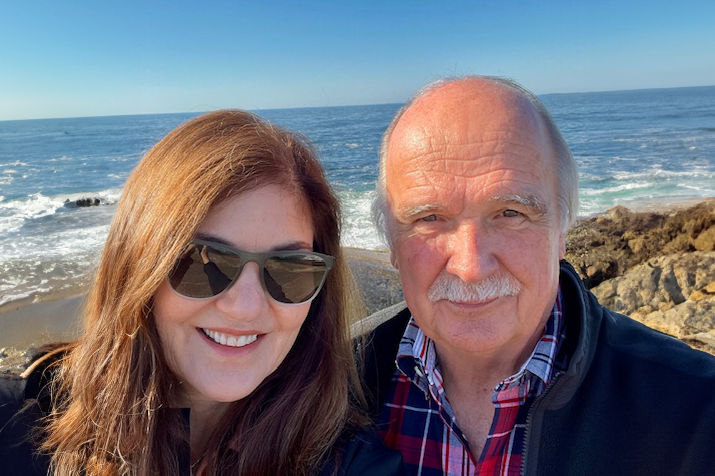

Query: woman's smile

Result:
[153,184,314,405]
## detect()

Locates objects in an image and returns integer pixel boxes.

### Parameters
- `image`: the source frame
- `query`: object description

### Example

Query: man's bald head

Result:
[372,76,578,246]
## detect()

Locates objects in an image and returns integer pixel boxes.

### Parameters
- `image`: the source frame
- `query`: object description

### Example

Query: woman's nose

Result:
[213,262,267,319]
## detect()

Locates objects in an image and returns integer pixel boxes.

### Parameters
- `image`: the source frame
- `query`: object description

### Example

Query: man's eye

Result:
[420,214,437,222]
[502,209,520,218]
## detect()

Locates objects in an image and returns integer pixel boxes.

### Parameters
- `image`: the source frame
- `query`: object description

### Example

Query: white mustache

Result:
[427,271,522,303]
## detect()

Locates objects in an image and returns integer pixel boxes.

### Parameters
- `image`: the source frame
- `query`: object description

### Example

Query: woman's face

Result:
[153,184,315,406]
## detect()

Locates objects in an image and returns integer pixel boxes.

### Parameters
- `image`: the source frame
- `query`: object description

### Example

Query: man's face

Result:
[385,81,566,365]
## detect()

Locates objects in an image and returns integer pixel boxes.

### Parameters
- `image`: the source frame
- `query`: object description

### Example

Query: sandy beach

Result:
[0,294,85,350]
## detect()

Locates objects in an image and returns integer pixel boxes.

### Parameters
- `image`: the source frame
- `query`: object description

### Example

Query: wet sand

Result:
[0,293,85,350]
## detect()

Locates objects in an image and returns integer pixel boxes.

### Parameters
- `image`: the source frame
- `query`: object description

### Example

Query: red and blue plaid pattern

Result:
[378,289,567,476]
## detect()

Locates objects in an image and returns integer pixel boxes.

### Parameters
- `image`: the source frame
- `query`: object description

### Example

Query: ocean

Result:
[1,85,714,307]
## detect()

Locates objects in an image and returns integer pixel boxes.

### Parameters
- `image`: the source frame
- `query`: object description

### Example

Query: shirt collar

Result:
[396,285,566,398]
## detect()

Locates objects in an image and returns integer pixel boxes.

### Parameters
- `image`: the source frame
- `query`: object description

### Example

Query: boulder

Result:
[694,225,715,251]
[591,252,715,314]
[566,201,715,288]
[589,251,715,354]
[345,248,403,316]
[64,197,101,208]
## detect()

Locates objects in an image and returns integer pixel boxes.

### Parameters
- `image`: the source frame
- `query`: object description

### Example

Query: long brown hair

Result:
[39,110,367,475]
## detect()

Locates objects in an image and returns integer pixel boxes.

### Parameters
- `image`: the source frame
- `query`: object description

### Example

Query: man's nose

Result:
[444,222,498,282]
[213,262,266,319]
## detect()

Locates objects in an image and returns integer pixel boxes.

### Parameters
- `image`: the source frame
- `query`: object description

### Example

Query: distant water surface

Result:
[1,86,714,306]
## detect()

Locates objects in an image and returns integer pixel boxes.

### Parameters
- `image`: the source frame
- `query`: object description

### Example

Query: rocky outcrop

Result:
[566,200,715,288]
[64,197,102,207]
[345,248,403,315]
[591,251,715,354]
[0,347,42,375]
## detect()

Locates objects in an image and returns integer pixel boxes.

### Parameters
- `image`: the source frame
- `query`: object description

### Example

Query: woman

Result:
[0,110,404,475]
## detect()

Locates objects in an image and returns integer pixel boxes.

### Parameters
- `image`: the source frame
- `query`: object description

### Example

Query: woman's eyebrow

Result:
[269,241,313,251]
[194,232,312,251]
[194,232,232,246]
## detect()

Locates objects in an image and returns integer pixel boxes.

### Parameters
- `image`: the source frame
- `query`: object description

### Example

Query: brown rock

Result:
[694,225,715,251]
[566,201,715,288]
[628,237,645,254]
[690,282,715,301]
[661,234,693,255]
[590,252,715,315]
[345,248,403,317]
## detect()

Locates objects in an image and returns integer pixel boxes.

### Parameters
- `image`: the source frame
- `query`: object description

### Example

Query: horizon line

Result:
[2,83,713,123]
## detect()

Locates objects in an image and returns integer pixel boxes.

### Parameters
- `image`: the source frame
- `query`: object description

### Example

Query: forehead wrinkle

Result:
[404,125,544,155]
[395,144,548,183]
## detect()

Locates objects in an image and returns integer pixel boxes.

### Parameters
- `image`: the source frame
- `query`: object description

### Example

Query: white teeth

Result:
[202,328,258,348]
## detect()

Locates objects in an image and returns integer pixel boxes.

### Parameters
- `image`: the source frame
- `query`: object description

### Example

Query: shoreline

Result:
[0,247,397,352]
[597,196,715,214]
[1,196,713,357]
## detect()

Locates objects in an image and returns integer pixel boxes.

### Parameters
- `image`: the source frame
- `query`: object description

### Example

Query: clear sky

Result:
[1,0,714,121]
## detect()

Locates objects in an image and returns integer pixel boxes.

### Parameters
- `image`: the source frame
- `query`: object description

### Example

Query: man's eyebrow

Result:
[490,193,548,215]
[397,203,442,221]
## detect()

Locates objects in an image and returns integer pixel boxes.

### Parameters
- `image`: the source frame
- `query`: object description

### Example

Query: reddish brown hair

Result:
[40,110,366,475]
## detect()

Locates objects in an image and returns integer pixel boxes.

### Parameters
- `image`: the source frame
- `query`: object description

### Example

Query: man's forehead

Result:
[389,82,544,160]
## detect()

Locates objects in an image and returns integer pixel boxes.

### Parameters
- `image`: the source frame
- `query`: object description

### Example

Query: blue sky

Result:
[1,0,714,121]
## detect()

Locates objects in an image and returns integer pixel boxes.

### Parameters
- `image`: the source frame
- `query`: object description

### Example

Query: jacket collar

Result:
[360,261,603,416]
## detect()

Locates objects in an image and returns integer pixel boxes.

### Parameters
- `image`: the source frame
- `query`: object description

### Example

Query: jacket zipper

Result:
[520,370,564,476]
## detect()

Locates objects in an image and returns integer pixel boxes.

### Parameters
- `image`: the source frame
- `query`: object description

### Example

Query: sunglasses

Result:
[168,239,335,304]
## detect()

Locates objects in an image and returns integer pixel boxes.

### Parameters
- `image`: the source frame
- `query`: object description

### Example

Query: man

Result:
[361,76,715,475]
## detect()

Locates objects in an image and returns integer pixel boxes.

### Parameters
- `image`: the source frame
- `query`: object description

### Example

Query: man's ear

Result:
[390,249,399,269]
[559,232,566,260]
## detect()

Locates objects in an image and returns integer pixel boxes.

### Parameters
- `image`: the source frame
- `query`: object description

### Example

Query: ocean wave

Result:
[336,189,386,250]
[581,182,652,196]
[612,168,715,181]
[0,189,122,234]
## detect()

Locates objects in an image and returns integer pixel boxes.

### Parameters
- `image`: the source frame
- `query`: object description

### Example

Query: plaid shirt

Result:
[378,289,568,476]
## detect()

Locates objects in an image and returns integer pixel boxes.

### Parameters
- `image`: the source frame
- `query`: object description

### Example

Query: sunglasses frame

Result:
[168,239,335,305]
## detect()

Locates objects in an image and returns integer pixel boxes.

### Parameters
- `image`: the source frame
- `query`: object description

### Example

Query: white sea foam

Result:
[337,189,386,250]
[0,189,122,234]
[610,168,713,181]
[581,182,651,196]
[0,193,64,233]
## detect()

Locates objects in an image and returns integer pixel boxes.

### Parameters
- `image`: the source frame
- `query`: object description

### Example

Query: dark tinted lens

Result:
[264,254,329,303]
[169,245,241,298]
